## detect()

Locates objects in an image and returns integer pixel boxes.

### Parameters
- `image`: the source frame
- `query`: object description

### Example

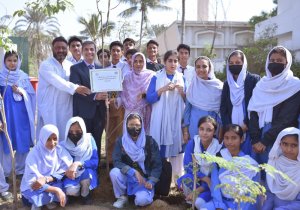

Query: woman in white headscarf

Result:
[220,50,260,155]
[177,116,222,209]
[248,46,300,166]
[0,50,35,177]
[147,50,185,184]
[183,56,223,142]
[20,124,72,210]
[110,113,162,208]
[202,124,259,210]
[63,116,98,204]
[262,127,300,210]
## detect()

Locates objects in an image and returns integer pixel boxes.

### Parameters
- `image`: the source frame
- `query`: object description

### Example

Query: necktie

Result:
[180,66,186,74]
[88,64,94,69]
[111,65,117,98]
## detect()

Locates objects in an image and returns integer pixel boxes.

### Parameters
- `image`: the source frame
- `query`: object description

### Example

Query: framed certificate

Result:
[89,68,123,93]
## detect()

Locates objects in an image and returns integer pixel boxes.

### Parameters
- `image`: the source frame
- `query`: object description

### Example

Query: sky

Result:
[1,0,276,40]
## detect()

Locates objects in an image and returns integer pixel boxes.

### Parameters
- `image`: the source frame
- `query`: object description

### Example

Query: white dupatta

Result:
[193,135,221,175]
[248,46,300,128]
[267,127,300,200]
[149,69,185,157]
[63,117,93,177]
[20,124,72,192]
[226,50,247,126]
[186,56,223,112]
[218,148,258,198]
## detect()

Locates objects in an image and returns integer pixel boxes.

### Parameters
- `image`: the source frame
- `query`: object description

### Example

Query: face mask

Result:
[229,65,243,75]
[127,127,142,138]
[268,63,285,76]
[68,133,83,145]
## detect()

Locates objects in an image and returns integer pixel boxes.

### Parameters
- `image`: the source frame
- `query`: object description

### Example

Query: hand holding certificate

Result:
[89,68,123,93]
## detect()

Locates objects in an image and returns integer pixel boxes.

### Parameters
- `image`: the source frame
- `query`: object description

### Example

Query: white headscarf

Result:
[0,51,26,86]
[248,46,300,128]
[0,51,36,144]
[20,124,72,192]
[63,116,93,165]
[149,68,185,157]
[193,135,221,175]
[122,113,146,173]
[226,50,247,126]
[219,148,258,199]
[186,56,223,112]
[267,127,300,200]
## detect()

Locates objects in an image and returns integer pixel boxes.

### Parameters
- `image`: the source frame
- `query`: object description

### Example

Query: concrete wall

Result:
[156,21,253,72]
[255,0,300,60]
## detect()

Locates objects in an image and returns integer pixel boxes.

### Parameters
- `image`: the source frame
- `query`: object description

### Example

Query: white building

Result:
[255,0,300,60]
[155,0,254,72]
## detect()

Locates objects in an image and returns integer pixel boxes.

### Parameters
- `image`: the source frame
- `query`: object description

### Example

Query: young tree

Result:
[180,0,185,43]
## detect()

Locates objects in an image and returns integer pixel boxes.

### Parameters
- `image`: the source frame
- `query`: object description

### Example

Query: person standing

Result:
[0,50,35,177]
[183,56,223,142]
[97,49,111,68]
[146,40,164,72]
[67,36,83,64]
[176,44,195,88]
[121,38,136,62]
[70,41,107,161]
[105,41,128,164]
[220,50,260,155]
[147,50,185,184]
[37,36,90,139]
[118,52,154,133]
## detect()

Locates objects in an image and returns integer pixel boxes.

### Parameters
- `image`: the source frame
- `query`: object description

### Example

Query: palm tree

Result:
[0,15,12,31]
[78,13,115,46]
[118,0,171,49]
[13,7,60,69]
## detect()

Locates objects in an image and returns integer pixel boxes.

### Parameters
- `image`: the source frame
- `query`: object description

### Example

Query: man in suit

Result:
[146,40,164,72]
[70,41,108,161]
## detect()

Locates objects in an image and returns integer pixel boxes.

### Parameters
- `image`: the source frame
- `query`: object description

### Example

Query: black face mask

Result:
[127,127,142,138]
[68,133,83,145]
[268,63,285,76]
[229,65,243,75]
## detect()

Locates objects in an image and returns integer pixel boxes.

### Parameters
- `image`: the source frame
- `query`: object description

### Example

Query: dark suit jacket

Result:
[146,62,164,72]
[220,71,260,127]
[70,61,106,119]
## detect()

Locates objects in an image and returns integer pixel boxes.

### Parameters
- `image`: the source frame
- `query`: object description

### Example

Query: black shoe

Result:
[81,194,92,205]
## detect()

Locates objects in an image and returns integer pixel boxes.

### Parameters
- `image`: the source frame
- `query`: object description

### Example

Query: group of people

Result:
[0,34,300,210]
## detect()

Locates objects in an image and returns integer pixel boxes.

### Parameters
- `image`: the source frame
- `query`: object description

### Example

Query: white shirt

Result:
[177,64,195,89]
[109,60,131,78]
[37,57,78,139]
[66,55,83,65]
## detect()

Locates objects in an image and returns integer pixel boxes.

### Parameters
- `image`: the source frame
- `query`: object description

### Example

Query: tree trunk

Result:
[0,94,17,209]
[96,0,112,173]
[139,4,145,50]
[209,0,218,57]
[181,0,185,43]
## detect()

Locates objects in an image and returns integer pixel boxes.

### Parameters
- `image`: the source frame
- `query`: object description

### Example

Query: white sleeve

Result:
[39,62,78,95]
